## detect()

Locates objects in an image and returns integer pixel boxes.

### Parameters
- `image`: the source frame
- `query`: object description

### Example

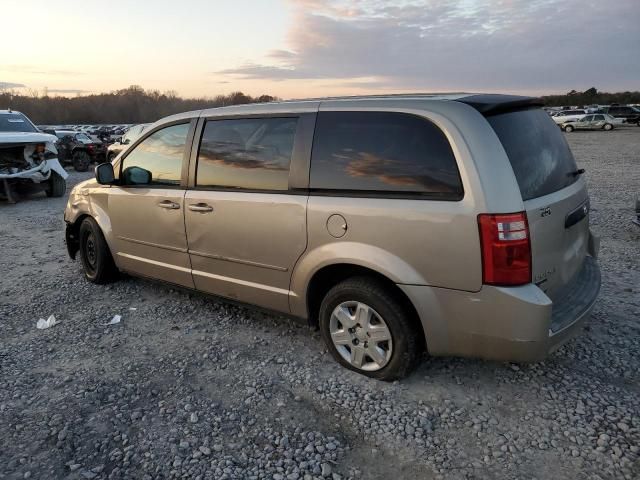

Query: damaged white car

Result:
[0,110,68,203]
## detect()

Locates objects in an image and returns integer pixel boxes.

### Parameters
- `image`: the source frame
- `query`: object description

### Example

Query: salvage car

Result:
[562,114,616,132]
[552,109,587,125]
[49,130,99,172]
[106,123,149,161]
[64,94,601,380]
[0,110,68,203]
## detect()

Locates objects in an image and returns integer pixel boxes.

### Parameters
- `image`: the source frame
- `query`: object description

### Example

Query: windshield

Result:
[0,113,37,133]
[488,108,579,200]
[76,133,92,142]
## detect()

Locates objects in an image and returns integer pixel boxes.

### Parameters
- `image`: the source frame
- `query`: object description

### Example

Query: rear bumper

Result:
[400,256,601,363]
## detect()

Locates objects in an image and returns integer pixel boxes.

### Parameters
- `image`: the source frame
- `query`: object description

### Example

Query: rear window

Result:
[0,113,37,133]
[310,111,463,198]
[487,108,579,201]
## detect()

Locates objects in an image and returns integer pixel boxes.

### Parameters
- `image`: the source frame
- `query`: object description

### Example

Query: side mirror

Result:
[122,138,131,145]
[122,166,152,185]
[95,162,115,184]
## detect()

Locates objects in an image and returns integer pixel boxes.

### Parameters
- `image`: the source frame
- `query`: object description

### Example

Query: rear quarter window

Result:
[310,111,463,198]
[487,108,579,201]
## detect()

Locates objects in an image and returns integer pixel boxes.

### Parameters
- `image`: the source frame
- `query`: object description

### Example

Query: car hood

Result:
[0,131,57,144]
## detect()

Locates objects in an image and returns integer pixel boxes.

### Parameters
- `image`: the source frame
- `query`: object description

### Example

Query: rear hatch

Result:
[486,108,590,301]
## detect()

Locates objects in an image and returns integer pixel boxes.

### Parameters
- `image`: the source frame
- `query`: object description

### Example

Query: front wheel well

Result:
[306,264,425,349]
[66,214,91,259]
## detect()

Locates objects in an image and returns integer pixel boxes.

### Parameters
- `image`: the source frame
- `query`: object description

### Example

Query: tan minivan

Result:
[64,94,601,380]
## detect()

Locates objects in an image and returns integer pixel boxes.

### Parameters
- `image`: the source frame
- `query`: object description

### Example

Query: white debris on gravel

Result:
[1,131,639,480]
[106,315,121,325]
[36,315,58,330]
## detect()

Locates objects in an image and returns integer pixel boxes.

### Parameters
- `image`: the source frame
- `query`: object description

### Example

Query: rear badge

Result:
[534,267,556,284]
[540,206,552,217]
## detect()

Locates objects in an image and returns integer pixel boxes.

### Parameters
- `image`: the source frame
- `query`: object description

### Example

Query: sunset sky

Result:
[1,0,639,99]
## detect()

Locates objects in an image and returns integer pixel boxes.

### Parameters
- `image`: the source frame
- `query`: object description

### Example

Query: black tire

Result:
[107,152,116,162]
[564,125,574,132]
[319,277,421,381]
[72,150,91,172]
[636,120,640,127]
[45,171,66,197]
[603,123,613,131]
[78,217,118,284]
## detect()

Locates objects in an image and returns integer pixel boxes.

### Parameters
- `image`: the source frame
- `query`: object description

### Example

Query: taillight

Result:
[478,212,531,286]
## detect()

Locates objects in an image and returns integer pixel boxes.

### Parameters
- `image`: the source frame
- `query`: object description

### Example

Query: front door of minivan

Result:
[109,121,195,288]
[184,116,311,313]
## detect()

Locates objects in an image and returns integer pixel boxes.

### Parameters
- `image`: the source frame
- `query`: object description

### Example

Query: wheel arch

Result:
[65,213,91,259]
[66,201,116,264]
[302,263,426,351]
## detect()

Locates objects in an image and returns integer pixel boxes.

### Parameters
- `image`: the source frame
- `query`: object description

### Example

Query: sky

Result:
[1,0,639,99]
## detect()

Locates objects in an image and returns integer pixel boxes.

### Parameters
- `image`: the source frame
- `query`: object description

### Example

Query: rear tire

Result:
[79,217,118,284]
[319,277,421,381]
[564,124,574,132]
[45,171,66,197]
[72,150,90,172]
[603,123,613,131]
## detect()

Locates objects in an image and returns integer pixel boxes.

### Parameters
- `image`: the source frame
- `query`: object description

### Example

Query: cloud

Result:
[46,89,89,95]
[0,65,81,76]
[0,81,26,89]
[217,0,640,93]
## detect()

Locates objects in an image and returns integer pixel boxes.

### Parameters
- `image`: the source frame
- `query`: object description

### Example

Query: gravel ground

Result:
[1,129,639,480]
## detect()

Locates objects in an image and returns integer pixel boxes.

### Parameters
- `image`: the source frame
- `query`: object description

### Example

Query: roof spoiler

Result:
[456,94,544,115]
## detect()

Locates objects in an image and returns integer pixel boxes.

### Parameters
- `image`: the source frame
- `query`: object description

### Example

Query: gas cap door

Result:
[327,214,348,238]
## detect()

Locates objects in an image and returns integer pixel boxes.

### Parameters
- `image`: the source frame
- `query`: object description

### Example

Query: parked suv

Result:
[1,110,67,202]
[64,94,601,380]
[602,105,640,126]
[43,130,99,171]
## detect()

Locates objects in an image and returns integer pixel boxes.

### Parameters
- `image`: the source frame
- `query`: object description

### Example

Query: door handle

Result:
[157,200,180,210]
[188,203,213,213]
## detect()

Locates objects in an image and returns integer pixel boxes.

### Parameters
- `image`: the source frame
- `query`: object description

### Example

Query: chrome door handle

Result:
[188,203,213,213]
[158,200,180,209]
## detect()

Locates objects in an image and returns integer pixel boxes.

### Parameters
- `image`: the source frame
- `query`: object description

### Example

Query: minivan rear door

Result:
[487,108,591,300]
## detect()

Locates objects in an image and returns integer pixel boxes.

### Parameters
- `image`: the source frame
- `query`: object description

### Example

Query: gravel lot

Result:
[1,129,639,480]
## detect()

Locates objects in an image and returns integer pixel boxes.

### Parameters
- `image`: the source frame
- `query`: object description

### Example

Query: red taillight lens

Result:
[478,212,531,286]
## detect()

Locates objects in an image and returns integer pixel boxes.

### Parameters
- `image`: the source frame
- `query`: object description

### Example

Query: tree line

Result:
[2,85,639,124]
[540,88,640,107]
[0,85,277,124]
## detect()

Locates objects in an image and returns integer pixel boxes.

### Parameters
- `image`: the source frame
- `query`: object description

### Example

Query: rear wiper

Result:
[568,168,586,177]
